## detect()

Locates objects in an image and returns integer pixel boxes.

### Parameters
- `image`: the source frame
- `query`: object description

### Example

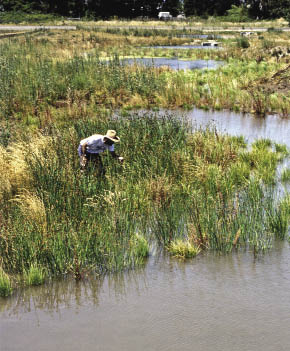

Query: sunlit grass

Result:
[24,264,46,286]
[0,268,13,297]
[168,239,201,259]
[281,169,290,183]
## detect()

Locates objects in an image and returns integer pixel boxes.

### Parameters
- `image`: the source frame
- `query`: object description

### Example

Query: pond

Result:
[121,57,225,70]
[1,109,290,351]
[145,45,221,49]
[176,34,222,39]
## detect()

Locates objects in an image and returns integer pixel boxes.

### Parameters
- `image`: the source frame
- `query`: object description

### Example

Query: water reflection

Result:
[0,265,150,317]
[0,276,102,316]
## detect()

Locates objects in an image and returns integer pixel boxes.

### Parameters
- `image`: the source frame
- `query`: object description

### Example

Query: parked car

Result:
[158,12,172,20]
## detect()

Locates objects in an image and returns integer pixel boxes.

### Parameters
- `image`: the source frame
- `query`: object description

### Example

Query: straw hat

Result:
[105,130,120,143]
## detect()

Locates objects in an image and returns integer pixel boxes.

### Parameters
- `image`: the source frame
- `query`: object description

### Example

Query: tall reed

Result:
[0,111,288,294]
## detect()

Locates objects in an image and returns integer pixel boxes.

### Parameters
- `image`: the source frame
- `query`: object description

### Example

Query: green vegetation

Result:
[168,239,200,258]
[0,114,289,296]
[0,268,13,297]
[0,29,289,127]
[281,169,290,182]
[225,5,251,23]
[269,195,290,239]
[24,264,46,286]
[0,11,60,24]
[0,24,289,297]
[236,37,250,49]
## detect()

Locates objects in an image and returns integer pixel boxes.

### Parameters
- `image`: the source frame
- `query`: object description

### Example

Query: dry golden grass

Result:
[0,134,55,195]
[0,146,12,200]
[145,175,173,207]
[11,190,47,232]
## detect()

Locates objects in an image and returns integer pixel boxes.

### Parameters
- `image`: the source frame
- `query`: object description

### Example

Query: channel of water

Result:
[120,57,225,70]
[143,45,221,49]
[1,108,290,351]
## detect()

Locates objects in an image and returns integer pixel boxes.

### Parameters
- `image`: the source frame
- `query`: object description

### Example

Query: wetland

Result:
[0,19,290,350]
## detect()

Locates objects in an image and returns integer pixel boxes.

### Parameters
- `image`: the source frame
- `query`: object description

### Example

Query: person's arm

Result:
[81,142,87,155]
[109,151,124,162]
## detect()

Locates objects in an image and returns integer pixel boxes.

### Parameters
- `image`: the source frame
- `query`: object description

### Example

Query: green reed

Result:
[0,268,13,297]
[1,35,289,128]
[0,112,289,295]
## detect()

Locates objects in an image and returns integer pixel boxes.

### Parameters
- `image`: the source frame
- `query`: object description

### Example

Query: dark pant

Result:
[84,152,105,175]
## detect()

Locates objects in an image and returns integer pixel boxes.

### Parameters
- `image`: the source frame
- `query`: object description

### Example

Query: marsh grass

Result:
[24,264,46,286]
[0,268,13,297]
[168,239,200,259]
[269,195,290,239]
[130,234,150,261]
[0,28,289,294]
[0,32,289,126]
[281,169,290,183]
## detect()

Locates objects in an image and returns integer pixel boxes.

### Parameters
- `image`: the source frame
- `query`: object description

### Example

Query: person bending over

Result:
[78,130,123,174]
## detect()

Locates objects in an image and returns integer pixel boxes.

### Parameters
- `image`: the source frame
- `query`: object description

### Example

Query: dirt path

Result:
[83,25,290,32]
[0,25,76,31]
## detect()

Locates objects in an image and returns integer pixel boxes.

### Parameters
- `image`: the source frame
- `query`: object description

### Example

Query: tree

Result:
[161,0,182,17]
[184,0,241,17]
[246,0,290,19]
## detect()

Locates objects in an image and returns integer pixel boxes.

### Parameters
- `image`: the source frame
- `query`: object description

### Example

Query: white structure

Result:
[158,12,172,20]
[177,14,186,19]
[202,40,220,47]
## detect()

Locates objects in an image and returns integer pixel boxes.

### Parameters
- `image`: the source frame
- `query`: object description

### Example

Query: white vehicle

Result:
[158,12,172,20]
[177,14,186,19]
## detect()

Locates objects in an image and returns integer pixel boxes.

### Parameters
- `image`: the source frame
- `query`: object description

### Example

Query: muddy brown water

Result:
[1,109,290,351]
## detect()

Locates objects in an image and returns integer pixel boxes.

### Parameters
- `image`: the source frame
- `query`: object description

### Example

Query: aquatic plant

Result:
[281,169,290,183]
[268,195,290,240]
[0,105,288,294]
[24,264,46,286]
[130,234,150,261]
[0,268,13,297]
[168,239,200,259]
[0,32,289,127]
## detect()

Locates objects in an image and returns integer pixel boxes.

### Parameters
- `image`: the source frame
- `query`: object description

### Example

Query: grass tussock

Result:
[0,268,13,297]
[281,168,290,182]
[130,234,150,260]
[168,239,201,259]
[24,264,46,286]
[11,191,47,232]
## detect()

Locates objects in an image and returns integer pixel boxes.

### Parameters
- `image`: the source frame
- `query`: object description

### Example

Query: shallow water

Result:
[184,109,290,146]
[121,57,224,70]
[1,244,290,351]
[146,45,221,49]
[1,109,290,351]
[176,34,222,39]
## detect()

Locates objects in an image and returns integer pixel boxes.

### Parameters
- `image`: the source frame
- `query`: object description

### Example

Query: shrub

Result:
[0,11,60,24]
[226,5,250,22]
[236,37,250,49]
